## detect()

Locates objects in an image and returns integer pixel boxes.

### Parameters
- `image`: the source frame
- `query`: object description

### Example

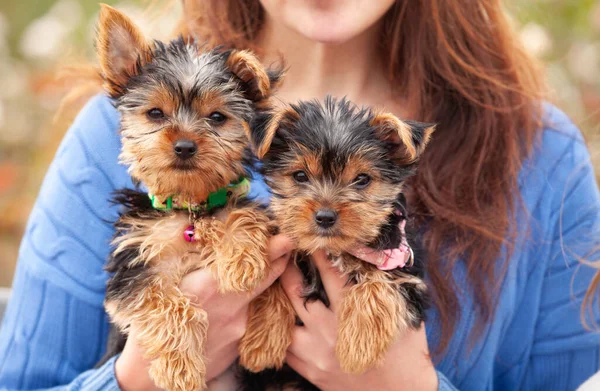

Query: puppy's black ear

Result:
[96,4,152,97]
[248,105,299,159]
[226,50,284,103]
[370,112,435,165]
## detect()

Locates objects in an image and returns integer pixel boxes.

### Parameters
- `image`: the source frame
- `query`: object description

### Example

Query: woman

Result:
[1,0,599,390]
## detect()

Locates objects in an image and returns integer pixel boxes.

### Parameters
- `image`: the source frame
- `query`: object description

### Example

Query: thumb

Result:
[267,234,295,261]
[250,234,294,297]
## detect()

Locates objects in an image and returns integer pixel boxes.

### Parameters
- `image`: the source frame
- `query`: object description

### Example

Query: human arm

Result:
[517,126,600,390]
[0,95,131,389]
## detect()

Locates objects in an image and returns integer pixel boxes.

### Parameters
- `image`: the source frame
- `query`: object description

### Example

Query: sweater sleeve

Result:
[437,371,459,391]
[0,95,131,389]
[44,357,120,391]
[521,124,600,389]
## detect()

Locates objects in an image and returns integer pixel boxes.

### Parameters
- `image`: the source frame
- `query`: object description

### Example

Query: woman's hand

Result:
[279,250,438,391]
[114,234,294,391]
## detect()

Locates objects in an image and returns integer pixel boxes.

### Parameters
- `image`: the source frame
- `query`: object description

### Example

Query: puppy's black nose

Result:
[315,209,338,229]
[173,139,197,160]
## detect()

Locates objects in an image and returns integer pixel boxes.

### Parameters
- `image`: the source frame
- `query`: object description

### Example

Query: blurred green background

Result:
[0,1,598,287]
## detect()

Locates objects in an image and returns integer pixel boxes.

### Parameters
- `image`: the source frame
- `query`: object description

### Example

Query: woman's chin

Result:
[296,23,365,45]
[260,0,395,45]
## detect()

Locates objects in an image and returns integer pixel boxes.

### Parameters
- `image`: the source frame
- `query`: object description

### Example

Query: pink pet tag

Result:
[183,225,195,242]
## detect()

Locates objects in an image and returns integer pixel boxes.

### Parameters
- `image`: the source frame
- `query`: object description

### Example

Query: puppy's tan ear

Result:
[226,50,283,103]
[249,105,299,159]
[370,112,435,165]
[96,4,152,97]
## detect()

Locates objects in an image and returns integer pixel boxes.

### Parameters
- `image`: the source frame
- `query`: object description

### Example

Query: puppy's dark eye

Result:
[293,171,309,183]
[353,174,371,189]
[209,112,227,123]
[147,108,165,120]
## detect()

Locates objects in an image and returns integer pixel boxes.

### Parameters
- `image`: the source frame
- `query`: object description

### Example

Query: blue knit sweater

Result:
[1,95,599,390]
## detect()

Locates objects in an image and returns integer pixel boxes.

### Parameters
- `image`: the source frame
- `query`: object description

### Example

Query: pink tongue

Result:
[350,217,411,270]
[349,245,410,270]
[377,248,409,270]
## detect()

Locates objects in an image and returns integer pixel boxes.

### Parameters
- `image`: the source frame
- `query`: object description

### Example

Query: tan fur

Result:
[118,113,249,201]
[106,212,210,390]
[108,203,273,391]
[239,282,296,371]
[108,282,209,390]
[106,207,269,391]
[113,214,193,268]
[209,204,272,293]
[370,112,435,164]
[97,4,152,97]
[263,153,427,374]
[267,151,403,254]
[330,256,426,373]
[336,267,405,374]
[257,105,433,376]
[226,50,271,99]
[97,7,285,389]
[338,154,380,184]
[302,151,323,179]
[98,8,267,202]
[254,106,300,159]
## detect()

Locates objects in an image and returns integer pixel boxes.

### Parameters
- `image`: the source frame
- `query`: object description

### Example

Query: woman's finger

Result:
[249,251,290,298]
[286,326,313,361]
[267,234,295,261]
[207,367,238,391]
[286,351,315,384]
[179,268,218,304]
[311,250,347,310]
[247,234,295,298]
[279,261,311,322]
[205,342,239,382]
[279,261,331,326]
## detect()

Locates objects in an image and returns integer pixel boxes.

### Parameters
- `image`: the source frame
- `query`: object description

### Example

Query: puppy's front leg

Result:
[335,266,406,374]
[109,282,209,391]
[239,281,296,371]
[209,206,271,293]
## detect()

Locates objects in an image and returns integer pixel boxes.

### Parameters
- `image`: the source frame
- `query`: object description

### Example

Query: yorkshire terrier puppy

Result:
[242,97,434,390]
[94,5,288,391]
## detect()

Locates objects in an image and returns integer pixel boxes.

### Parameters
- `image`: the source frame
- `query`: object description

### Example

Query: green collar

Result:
[149,177,251,212]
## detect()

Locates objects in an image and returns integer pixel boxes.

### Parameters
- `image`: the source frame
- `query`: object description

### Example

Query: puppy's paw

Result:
[336,279,403,374]
[213,207,271,293]
[132,286,209,391]
[239,332,288,372]
[214,253,268,293]
[336,323,389,374]
[150,350,207,391]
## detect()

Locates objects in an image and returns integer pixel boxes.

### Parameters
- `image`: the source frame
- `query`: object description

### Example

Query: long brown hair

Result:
[178,0,546,355]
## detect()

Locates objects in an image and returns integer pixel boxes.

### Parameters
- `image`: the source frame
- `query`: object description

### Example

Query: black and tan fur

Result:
[94,5,287,391]
[240,97,434,390]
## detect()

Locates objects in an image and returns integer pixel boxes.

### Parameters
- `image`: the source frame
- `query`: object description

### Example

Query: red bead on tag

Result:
[183,225,195,242]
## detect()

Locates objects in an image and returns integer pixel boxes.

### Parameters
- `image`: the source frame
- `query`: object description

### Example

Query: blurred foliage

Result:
[0,0,598,286]
[0,0,180,286]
